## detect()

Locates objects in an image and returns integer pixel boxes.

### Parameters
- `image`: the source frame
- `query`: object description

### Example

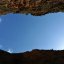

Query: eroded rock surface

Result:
[0,49,64,64]
[0,0,64,16]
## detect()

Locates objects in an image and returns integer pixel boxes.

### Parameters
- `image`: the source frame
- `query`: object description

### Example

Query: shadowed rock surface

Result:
[0,0,64,16]
[0,49,64,64]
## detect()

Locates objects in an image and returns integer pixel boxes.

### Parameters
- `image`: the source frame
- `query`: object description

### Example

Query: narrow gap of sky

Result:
[0,12,64,53]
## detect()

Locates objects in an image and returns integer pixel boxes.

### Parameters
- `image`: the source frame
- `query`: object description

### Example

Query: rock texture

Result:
[0,49,64,64]
[0,0,64,16]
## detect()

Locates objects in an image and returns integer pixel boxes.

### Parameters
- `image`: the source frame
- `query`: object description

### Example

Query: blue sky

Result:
[0,12,64,53]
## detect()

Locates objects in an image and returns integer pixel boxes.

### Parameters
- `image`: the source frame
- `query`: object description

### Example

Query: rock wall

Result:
[0,49,64,64]
[0,0,64,16]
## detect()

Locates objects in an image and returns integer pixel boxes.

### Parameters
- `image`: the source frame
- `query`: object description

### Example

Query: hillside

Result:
[0,0,64,16]
[0,49,64,64]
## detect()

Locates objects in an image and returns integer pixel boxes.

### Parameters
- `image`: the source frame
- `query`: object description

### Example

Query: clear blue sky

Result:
[0,12,64,53]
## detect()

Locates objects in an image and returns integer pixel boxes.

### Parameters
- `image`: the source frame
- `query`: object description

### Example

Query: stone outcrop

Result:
[0,0,64,16]
[0,49,64,64]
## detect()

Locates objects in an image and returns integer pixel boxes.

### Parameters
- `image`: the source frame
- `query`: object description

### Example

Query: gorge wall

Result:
[0,49,64,64]
[0,0,64,16]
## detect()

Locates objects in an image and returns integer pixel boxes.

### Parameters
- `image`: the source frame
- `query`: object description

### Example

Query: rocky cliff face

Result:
[0,0,64,16]
[0,49,64,64]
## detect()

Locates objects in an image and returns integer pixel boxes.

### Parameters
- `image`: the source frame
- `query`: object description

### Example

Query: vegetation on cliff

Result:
[0,49,64,64]
[0,0,64,16]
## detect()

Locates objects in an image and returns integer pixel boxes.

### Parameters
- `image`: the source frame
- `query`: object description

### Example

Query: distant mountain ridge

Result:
[0,0,64,16]
[0,49,64,64]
